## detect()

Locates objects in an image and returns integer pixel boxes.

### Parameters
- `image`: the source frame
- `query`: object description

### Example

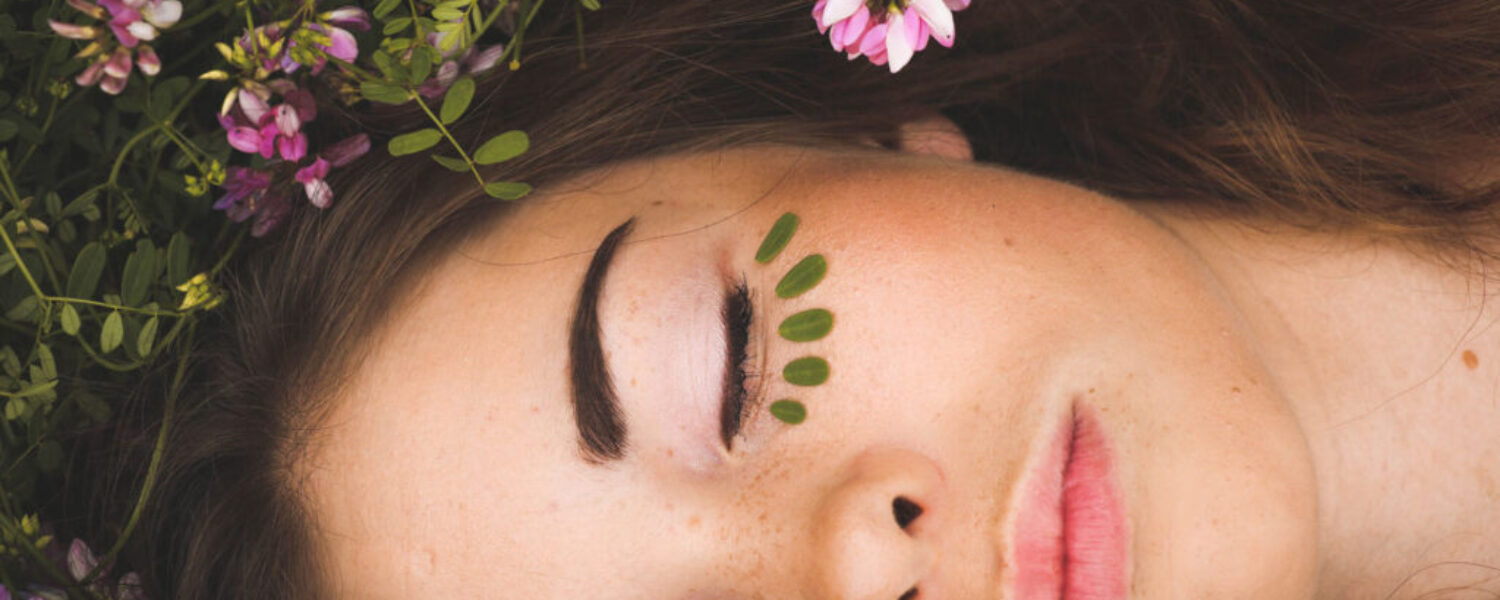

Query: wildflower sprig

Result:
[0,0,602,595]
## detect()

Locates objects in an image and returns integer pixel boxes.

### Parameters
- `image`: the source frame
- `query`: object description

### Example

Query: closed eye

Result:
[719,280,758,449]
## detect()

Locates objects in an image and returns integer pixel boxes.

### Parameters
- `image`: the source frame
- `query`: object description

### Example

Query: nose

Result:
[811,447,946,600]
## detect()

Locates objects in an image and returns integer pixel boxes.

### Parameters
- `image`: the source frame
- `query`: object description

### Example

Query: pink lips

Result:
[1010,405,1128,600]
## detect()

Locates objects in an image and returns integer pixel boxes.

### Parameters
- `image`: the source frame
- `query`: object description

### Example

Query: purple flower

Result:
[814,0,969,73]
[215,166,290,236]
[95,0,181,48]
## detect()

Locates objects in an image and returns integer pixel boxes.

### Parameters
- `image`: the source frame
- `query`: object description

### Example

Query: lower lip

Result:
[1010,404,1129,600]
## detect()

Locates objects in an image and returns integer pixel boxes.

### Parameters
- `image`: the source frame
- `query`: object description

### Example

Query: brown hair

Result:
[87,1,1500,597]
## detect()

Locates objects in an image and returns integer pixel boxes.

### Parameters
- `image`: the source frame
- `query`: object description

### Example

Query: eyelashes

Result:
[720,281,760,449]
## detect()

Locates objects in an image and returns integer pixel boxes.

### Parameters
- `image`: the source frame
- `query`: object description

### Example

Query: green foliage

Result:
[775,254,828,299]
[782,356,831,386]
[769,399,807,425]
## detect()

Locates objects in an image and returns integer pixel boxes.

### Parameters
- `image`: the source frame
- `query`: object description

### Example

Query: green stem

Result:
[84,322,193,584]
[46,297,180,318]
[410,94,486,188]
[0,216,46,302]
[14,93,61,173]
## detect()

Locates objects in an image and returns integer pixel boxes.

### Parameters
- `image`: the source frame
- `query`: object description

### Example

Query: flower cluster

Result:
[0,539,147,600]
[201,6,376,235]
[47,0,181,94]
[813,0,971,73]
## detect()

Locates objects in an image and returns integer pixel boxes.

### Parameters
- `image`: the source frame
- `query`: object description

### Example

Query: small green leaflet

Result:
[360,80,410,105]
[441,77,475,124]
[137,316,159,356]
[782,356,829,386]
[59,304,80,336]
[431,155,470,172]
[770,400,807,425]
[474,130,529,165]
[388,128,443,156]
[484,181,532,200]
[755,212,798,263]
[775,254,827,299]
[778,308,833,342]
[67,242,106,299]
[100,311,123,353]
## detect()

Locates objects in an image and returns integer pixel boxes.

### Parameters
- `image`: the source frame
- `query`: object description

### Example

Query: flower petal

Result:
[324,26,358,62]
[303,178,333,209]
[273,103,300,137]
[322,134,370,167]
[909,0,954,45]
[821,0,861,28]
[104,47,133,78]
[885,10,915,73]
[812,0,829,33]
[48,20,97,39]
[75,60,106,86]
[277,132,307,162]
[136,44,160,75]
[226,126,262,153]
[142,0,181,28]
[859,22,886,57]
[464,44,506,74]
[100,73,128,94]
[323,6,371,30]
[295,157,330,183]
[67,539,98,582]
[125,20,156,43]
[840,4,870,48]
[67,0,108,19]
[239,88,269,123]
[108,22,139,47]
[283,88,317,122]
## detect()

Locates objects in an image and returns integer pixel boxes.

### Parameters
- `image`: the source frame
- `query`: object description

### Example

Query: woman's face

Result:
[305,145,1320,598]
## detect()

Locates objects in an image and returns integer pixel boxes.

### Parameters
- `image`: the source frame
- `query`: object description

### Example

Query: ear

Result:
[895,111,973,161]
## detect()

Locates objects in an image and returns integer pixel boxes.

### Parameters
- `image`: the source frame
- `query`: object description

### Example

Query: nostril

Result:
[892,496,923,530]
[899,587,919,600]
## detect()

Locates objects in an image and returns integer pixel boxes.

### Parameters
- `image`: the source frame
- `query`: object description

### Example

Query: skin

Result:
[303,121,1500,598]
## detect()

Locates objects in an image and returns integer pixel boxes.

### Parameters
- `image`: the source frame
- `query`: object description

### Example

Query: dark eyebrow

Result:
[569,218,635,464]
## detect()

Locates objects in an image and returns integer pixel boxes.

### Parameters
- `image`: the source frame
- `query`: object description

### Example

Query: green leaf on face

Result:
[387,128,443,156]
[774,254,827,299]
[59,304,79,336]
[473,130,529,165]
[769,399,807,424]
[778,308,834,342]
[136,316,158,356]
[782,356,829,386]
[755,212,799,263]
[359,80,410,105]
[441,77,475,125]
[67,242,106,299]
[431,154,471,172]
[483,181,532,200]
[100,311,123,353]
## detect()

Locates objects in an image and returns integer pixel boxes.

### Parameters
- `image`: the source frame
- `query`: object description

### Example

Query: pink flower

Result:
[813,0,970,73]
[418,43,505,99]
[219,86,315,162]
[294,134,370,209]
[48,0,177,94]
